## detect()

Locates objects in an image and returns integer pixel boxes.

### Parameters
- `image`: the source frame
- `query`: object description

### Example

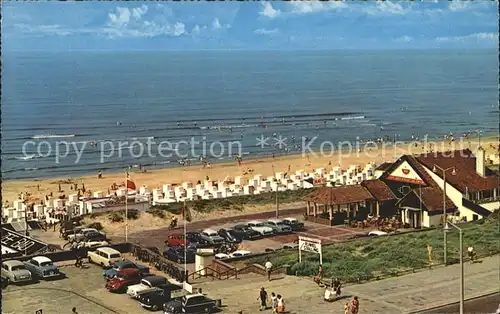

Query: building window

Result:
[472,214,479,221]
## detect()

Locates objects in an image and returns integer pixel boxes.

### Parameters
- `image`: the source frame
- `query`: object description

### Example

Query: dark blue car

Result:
[103,260,150,280]
[164,247,196,264]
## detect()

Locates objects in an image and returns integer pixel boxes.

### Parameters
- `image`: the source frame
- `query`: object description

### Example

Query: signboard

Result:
[386,161,426,185]
[1,228,48,256]
[298,236,322,264]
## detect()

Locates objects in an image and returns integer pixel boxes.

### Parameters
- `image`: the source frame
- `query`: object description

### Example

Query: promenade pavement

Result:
[195,255,499,314]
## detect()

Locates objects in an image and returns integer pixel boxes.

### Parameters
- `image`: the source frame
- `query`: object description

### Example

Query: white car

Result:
[127,276,168,298]
[368,230,388,237]
[246,221,274,236]
[200,229,225,245]
[67,228,100,241]
[82,239,109,248]
[229,250,252,258]
[215,253,230,260]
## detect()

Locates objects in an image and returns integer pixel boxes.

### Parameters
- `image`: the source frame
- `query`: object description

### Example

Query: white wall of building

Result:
[423,211,441,228]
[421,166,478,222]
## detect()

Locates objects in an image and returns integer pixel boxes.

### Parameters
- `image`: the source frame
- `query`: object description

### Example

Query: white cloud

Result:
[395,35,413,43]
[211,18,230,30]
[289,1,347,14]
[436,32,498,42]
[192,24,201,35]
[14,24,72,37]
[259,2,281,19]
[254,28,279,36]
[212,17,222,30]
[448,0,470,12]
[363,1,408,16]
[131,5,148,19]
[108,7,132,28]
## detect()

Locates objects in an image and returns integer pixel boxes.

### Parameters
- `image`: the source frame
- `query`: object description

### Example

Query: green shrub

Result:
[147,208,166,219]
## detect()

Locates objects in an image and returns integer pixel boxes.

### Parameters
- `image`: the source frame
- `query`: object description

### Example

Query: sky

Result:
[2,1,499,51]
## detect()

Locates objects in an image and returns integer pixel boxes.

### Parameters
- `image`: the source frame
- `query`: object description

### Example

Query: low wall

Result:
[306,215,335,226]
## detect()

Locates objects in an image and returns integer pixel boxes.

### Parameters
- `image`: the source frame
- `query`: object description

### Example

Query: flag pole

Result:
[183,199,187,278]
[125,171,128,242]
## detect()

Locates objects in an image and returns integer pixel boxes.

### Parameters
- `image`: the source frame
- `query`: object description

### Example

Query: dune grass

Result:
[248,217,499,283]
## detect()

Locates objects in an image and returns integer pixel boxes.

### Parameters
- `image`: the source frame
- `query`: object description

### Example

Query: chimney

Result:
[476,147,486,177]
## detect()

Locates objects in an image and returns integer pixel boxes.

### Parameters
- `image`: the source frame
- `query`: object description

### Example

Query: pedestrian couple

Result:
[258,287,286,313]
[344,296,360,314]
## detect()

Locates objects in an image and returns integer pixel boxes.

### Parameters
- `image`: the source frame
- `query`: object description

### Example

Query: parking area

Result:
[120,215,368,255]
[3,264,158,314]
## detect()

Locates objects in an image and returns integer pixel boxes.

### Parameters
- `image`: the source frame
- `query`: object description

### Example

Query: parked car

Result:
[103,260,150,280]
[282,217,305,231]
[232,224,262,240]
[23,256,61,280]
[106,268,144,293]
[265,219,293,234]
[229,250,252,258]
[165,234,188,247]
[185,232,210,247]
[82,238,109,248]
[84,231,108,242]
[164,247,196,264]
[217,228,243,243]
[138,284,182,311]
[246,221,274,236]
[88,247,122,268]
[163,293,217,314]
[214,253,230,260]
[1,260,32,284]
[127,275,169,298]
[67,228,102,242]
[199,229,225,246]
[368,230,388,237]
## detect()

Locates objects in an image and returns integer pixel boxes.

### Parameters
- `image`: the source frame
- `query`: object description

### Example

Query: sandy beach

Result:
[3,136,498,210]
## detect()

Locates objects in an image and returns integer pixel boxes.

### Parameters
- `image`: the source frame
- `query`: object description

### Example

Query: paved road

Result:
[113,206,306,246]
[193,255,500,314]
[417,293,500,314]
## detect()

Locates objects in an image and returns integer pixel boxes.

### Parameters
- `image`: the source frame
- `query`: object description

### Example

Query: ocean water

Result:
[2,50,498,180]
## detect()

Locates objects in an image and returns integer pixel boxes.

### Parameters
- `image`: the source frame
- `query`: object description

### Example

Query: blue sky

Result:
[3,1,498,51]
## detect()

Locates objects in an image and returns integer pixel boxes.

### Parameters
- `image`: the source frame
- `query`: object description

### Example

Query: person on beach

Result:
[344,302,350,314]
[276,294,285,313]
[350,296,359,314]
[270,292,278,313]
[314,264,323,284]
[257,287,268,311]
[265,258,273,281]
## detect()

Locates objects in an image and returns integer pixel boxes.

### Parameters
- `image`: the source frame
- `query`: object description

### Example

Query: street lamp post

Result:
[444,222,464,314]
[433,165,456,265]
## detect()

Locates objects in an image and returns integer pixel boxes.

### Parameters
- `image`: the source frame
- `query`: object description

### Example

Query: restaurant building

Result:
[304,148,499,228]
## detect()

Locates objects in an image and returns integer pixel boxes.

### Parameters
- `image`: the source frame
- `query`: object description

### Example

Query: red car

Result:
[165,234,188,247]
[105,268,143,293]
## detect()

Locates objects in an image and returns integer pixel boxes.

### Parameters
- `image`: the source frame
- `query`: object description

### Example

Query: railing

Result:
[131,244,187,282]
[470,195,500,205]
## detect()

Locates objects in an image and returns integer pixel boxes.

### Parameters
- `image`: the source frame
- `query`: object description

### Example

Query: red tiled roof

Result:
[361,180,395,201]
[303,186,374,205]
[415,187,457,213]
[375,162,393,171]
[415,149,499,193]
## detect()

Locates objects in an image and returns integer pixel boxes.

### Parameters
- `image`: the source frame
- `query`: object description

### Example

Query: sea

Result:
[2,49,498,180]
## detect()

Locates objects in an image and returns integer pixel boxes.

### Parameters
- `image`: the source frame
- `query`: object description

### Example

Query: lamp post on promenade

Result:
[444,221,465,314]
[433,165,456,265]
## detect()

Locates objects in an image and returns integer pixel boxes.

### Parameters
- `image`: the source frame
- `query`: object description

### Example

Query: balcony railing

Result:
[470,195,500,205]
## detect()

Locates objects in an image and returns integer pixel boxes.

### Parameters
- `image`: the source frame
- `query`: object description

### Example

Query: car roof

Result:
[247,220,262,224]
[115,260,134,266]
[119,268,140,275]
[96,247,121,254]
[142,275,167,284]
[267,219,284,223]
[3,260,24,267]
[233,250,251,254]
[284,217,297,220]
[32,256,52,263]
[368,230,388,236]
[185,293,205,299]
[202,228,217,233]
